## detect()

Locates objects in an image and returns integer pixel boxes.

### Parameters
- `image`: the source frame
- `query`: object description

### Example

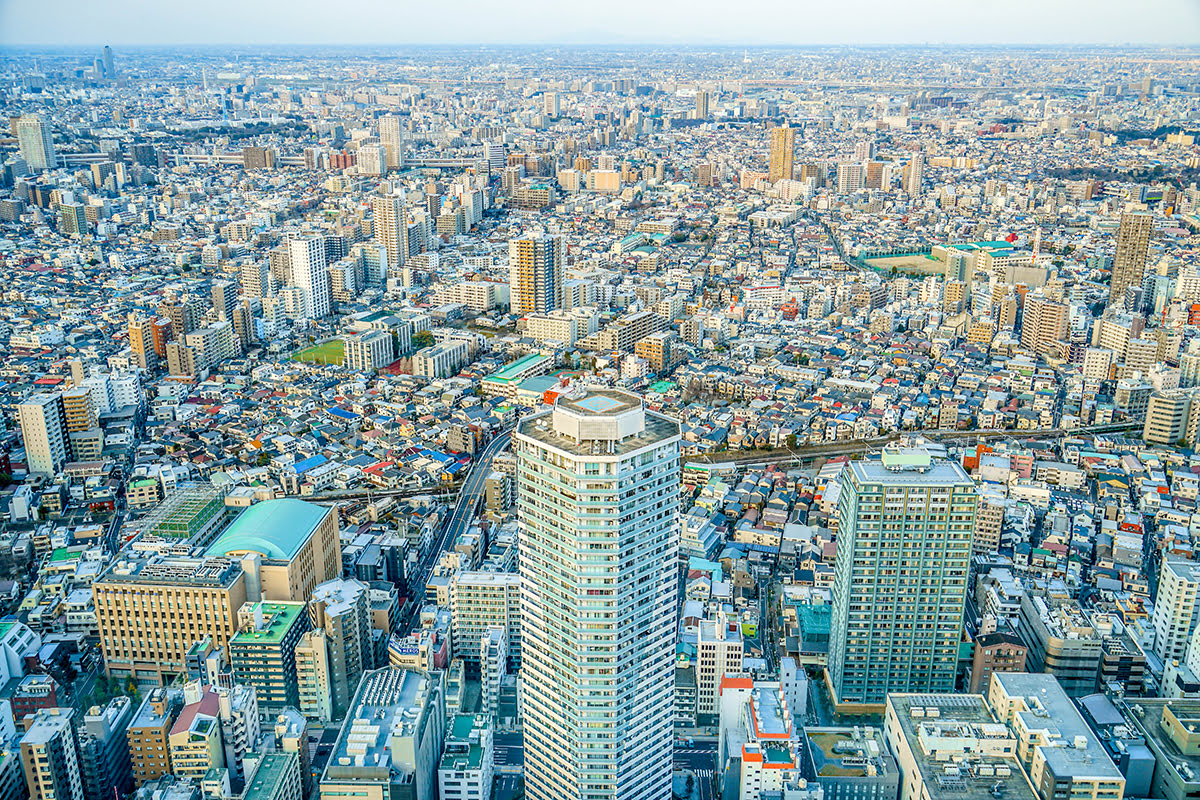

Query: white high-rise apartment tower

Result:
[288,236,330,320]
[517,389,680,800]
[13,114,57,171]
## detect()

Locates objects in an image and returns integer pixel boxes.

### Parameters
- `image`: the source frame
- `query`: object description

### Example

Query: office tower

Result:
[101,45,115,78]
[379,115,404,170]
[1110,211,1153,302]
[308,579,373,720]
[318,668,445,800]
[544,91,560,118]
[288,236,330,320]
[78,697,134,800]
[509,232,564,316]
[13,115,57,171]
[127,689,183,787]
[230,602,309,714]
[827,446,977,707]
[21,708,83,800]
[18,393,68,475]
[94,555,248,685]
[768,125,794,183]
[517,389,681,800]
[1019,294,1069,355]
[372,195,407,269]
[695,90,709,118]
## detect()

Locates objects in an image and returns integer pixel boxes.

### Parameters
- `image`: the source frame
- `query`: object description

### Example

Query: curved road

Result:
[419,428,514,580]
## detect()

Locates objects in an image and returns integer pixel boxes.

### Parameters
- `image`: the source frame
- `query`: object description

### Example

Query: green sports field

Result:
[292,340,345,365]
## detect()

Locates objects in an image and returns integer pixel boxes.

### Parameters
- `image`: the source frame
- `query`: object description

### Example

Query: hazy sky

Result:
[2,0,1199,46]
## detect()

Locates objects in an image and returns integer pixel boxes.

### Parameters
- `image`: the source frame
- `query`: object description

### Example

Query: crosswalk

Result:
[675,749,713,755]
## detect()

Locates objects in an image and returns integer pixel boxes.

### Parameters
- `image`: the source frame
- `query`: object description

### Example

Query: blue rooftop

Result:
[292,454,327,474]
[204,499,328,561]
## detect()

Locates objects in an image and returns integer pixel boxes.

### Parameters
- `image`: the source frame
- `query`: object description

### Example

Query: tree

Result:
[412,330,435,350]
[686,775,695,797]
[786,434,797,450]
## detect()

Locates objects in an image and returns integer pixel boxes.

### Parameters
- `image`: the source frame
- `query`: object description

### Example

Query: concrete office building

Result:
[319,668,446,800]
[1143,391,1192,445]
[78,697,134,800]
[1124,699,1200,800]
[344,330,395,372]
[167,687,223,779]
[412,340,469,379]
[696,611,743,716]
[94,555,248,685]
[18,392,69,476]
[294,630,333,724]
[21,708,83,800]
[509,233,563,316]
[988,672,1125,800]
[1016,594,1103,697]
[803,726,899,800]
[884,694,1039,800]
[827,446,977,709]
[517,389,680,800]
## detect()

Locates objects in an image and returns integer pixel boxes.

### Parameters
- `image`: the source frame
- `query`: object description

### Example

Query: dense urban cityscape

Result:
[0,30,1200,800]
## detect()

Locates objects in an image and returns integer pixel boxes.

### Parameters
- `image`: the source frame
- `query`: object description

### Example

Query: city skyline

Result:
[2,0,1200,46]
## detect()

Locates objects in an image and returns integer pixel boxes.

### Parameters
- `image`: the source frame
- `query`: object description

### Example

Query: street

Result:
[675,741,718,800]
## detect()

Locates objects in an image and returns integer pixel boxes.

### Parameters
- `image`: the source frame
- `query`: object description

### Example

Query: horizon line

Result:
[3,41,1200,49]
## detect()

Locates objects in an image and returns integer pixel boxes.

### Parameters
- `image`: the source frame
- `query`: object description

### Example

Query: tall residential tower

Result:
[517,389,680,800]
[827,446,977,708]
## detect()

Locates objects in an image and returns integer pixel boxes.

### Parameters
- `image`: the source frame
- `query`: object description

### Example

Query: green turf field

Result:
[292,340,345,365]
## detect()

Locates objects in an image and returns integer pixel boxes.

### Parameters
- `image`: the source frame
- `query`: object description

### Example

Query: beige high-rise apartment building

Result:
[379,115,404,170]
[1111,211,1153,302]
[1020,294,1068,355]
[509,233,564,316]
[372,195,406,270]
[768,125,794,183]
